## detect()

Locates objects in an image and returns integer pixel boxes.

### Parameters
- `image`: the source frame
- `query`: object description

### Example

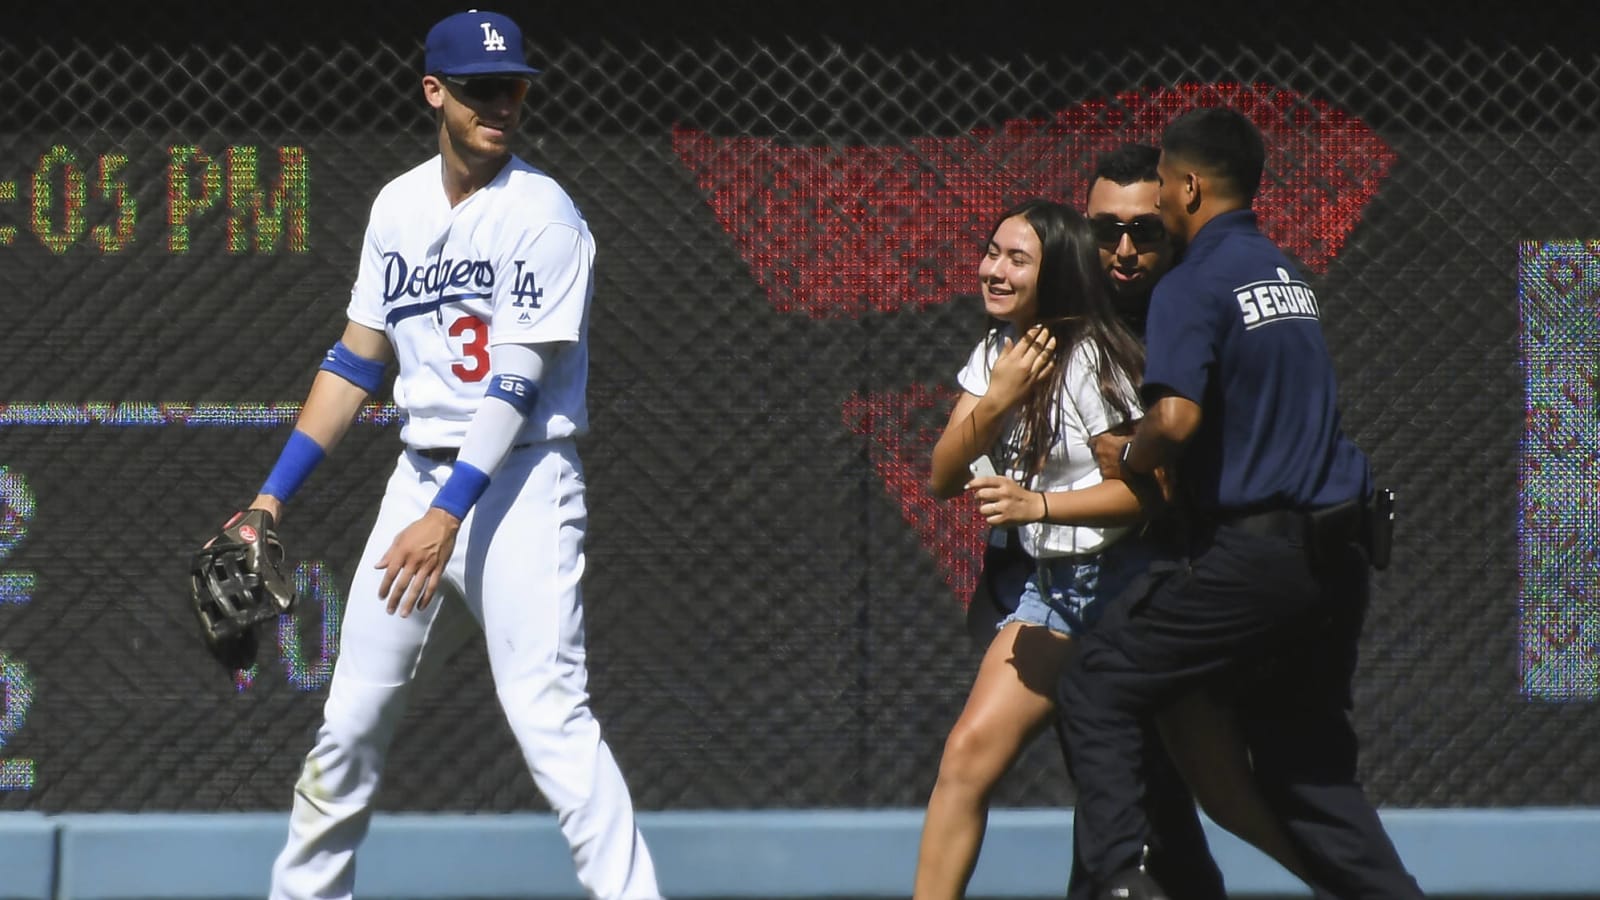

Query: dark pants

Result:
[1060,549,1224,900]
[1060,715,1224,900]
[1059,522,1424,899]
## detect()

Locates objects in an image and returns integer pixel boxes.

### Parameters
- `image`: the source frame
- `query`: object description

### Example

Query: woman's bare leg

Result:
[1155,690,1315,884]
[912,622,1074,900]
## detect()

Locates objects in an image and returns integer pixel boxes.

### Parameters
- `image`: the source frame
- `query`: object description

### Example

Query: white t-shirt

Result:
[348,154,594,449]
[957,326,1140,557]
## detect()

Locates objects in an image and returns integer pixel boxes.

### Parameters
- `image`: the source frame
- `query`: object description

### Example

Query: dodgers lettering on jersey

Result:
[348,154,595,449]
[1234,267,1321,328]
[382,253,495,302]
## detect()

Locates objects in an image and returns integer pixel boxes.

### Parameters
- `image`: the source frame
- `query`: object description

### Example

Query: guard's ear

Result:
[1182,170,1203,215]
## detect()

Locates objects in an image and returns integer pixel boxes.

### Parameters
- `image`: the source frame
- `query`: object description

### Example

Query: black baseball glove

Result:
[189,509,297,670]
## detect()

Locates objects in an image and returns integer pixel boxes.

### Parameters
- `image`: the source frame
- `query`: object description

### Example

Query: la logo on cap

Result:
[479,21,506,51]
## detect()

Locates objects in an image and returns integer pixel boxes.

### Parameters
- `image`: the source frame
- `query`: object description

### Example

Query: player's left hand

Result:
[376,508,461,617]
[966,475,1046,526]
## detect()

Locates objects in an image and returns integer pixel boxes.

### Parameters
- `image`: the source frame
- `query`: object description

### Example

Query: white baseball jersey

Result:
[958,325,1138,557]
[348,154,593,449]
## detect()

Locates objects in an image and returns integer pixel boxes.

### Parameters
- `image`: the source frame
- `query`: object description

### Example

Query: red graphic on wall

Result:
[676,82,1396,603]
[841,384,986,601]
[674,82,1396,319]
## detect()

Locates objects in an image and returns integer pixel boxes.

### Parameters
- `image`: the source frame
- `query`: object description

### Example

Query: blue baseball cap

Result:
[424,10,541,78]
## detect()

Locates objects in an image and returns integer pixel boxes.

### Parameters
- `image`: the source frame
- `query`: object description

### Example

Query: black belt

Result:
[1216,500,1364,543]
[413,442,537,464]
[1219,507,1312,541]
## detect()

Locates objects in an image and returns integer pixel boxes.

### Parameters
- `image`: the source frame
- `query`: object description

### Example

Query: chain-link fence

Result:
[0,1,1596,814]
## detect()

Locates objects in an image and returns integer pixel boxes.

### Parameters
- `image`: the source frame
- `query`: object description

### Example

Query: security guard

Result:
[1058,108,1423,899]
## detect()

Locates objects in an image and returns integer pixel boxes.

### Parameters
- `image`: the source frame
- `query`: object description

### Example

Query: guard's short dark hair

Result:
[1160,107,1266,201]
[1090,143,1160,195]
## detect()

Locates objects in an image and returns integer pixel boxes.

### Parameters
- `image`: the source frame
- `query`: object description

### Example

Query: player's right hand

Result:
[985,325,1056,409]
[376,508,461,617]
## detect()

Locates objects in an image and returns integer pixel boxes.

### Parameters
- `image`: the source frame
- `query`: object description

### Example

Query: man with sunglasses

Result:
[1056,143,1229,900]
[238,10,662,899]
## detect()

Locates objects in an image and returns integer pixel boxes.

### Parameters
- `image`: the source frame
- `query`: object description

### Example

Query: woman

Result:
[913,199,1311,899]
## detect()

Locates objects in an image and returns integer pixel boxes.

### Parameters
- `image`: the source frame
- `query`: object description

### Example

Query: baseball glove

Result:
[189,509,297,670]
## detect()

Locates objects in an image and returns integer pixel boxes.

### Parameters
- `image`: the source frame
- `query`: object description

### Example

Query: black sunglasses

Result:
[442,75,529,102]
[1089,215,1167,247]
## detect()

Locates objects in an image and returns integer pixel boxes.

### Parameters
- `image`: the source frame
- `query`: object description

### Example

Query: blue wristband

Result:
[430,461,491,520]
[320,341,386,393]
[485,373,540,415]
[260,430,326,502]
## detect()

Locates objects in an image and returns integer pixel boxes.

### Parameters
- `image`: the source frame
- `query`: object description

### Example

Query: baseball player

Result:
[232,11,661,899]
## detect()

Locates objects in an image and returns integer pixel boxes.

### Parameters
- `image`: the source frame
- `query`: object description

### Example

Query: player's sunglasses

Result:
[1089,215,1167,247]
[442,75,530,103]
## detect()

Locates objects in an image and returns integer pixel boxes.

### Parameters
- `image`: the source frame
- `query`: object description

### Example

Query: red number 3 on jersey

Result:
[448,314,490,382]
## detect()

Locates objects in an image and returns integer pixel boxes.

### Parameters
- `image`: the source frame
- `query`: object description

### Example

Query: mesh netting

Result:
[0,2,1595,813]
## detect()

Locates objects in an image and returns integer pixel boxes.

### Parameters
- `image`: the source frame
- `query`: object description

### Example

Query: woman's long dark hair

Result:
[983,199,1145,481]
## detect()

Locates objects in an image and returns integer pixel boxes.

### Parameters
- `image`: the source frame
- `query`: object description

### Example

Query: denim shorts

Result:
[993,538,1159,637]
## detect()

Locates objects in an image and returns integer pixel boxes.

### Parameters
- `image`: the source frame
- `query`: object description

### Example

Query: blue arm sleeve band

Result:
[320,341,387,394]
[484,373,540,415]
[260,430,327,502]
[430,461,492,520]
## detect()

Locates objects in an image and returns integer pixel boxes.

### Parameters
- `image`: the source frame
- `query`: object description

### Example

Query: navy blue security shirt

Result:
[1143,210,1371,514]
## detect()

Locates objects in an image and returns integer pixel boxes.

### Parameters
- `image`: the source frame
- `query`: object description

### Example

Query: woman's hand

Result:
[983,325,1056,411]
[967,475,1047,526]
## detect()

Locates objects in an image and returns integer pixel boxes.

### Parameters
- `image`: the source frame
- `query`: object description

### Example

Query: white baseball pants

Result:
[269,442,661,900]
